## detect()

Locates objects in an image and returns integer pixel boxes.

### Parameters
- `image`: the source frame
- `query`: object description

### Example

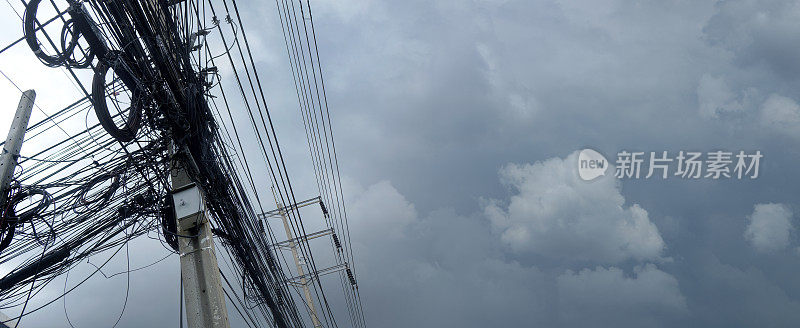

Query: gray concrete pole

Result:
[0,90,36,207]
[171,153,230,328]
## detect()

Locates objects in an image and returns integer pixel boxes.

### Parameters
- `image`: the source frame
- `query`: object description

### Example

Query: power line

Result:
[0,0,363,326]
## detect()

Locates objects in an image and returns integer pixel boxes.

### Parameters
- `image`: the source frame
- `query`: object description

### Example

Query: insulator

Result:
[332,233,342,251]
[319,200,329,217]
[346,268,356,286]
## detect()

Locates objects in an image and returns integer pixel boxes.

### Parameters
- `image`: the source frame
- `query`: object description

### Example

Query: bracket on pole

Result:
[272,228,334,250]
[286,263,349,287]
[258,196,323,220]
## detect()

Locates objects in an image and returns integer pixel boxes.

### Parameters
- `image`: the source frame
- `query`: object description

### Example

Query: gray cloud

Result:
[557,264,687,328]
[342,178,554,327]
[344,162,686,327]
[4,0,800,327]
[703,0,800,80]
[698,74,753,118]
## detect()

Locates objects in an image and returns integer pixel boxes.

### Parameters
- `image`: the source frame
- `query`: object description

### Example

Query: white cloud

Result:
[342,177,690,327]
[557,264,687,327]
[745,203,794,252]
[345,179,417,243]
[484,151,665,263]
[760,94,800,139]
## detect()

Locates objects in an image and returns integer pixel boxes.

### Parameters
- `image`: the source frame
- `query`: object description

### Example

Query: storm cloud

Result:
[3,0,800,327]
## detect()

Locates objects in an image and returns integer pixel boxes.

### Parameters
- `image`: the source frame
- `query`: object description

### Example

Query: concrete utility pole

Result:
[271,187,322,327]
[0,90,35,207]
[171,152,230,328]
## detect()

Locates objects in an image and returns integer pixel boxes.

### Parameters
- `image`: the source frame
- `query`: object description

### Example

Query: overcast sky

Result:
[2,0,800,327]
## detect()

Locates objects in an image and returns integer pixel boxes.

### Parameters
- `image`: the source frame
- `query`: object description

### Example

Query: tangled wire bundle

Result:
[24,0,93,68]
[0,188,53,255]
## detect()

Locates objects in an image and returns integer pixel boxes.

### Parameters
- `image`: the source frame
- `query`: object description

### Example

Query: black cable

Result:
[91,50,144,143]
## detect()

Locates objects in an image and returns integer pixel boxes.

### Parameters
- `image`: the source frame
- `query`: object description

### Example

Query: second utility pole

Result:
[272,187,322,327]
[0,90,35,207]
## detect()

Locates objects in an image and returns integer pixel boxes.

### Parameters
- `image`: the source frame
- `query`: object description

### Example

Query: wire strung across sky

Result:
[0,0,364,327]
[270,0,366,326]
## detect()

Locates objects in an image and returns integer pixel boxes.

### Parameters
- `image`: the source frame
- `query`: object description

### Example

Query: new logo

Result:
[578,149,608,181]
